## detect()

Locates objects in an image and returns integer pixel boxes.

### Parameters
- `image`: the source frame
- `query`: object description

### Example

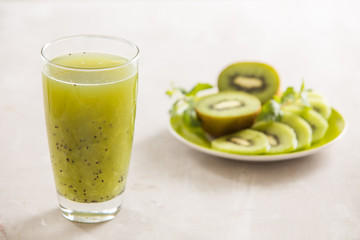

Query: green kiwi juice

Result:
[42,52,138,203]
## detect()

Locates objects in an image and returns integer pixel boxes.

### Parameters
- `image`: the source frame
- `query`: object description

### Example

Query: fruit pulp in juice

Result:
[42,52,137,203]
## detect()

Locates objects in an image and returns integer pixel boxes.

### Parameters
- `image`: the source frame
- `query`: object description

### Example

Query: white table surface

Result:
[0,0,359,239]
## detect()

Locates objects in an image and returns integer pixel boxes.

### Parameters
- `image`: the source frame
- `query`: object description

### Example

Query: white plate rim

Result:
[168,110,347,162]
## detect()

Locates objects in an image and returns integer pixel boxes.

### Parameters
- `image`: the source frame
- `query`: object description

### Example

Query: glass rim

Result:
[41,34,140,71]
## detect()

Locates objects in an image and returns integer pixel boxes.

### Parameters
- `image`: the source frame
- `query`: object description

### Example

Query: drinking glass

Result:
[41,35,139,223]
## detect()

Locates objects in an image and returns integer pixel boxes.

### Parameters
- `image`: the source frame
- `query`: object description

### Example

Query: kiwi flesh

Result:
[308,98,331,120]
[280,112,312,150]
[252,121,298,154]
[290,91,331,120]
[301,109,329,144]
[218,62,280,103]
[282,105,329,144]
[211,129,270,154]
[195,91,261,137]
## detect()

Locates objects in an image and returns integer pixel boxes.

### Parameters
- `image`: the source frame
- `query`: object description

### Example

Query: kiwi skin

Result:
[196,109,261,137]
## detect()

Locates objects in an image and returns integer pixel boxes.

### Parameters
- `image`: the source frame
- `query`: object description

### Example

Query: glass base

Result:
[57,192,124,223]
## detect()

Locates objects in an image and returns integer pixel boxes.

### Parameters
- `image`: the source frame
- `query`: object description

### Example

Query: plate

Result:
[168,108,347,162]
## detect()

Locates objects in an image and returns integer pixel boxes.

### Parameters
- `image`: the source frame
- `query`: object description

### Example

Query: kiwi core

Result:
[231,75,265,92]
[266,133,280,146]
[210,99,245,110]
[228,137,252,147]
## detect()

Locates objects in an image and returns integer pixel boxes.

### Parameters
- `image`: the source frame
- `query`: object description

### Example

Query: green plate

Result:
[169,108,347,162]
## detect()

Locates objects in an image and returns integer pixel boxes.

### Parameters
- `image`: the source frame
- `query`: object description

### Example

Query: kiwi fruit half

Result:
[252,121,298,154]
[211,129,270,155]
[280,112,312,150]
[218,62,280,103]
[195,91,261,137]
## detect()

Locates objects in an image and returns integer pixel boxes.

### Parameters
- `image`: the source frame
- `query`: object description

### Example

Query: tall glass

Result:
[41,35,139,223]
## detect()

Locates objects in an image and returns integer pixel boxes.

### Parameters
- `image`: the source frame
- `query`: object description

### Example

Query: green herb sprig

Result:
[257,80,311,122]
[166,83,213,127]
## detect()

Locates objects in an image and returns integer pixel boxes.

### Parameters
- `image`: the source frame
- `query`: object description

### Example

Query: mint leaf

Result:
[186,83,213,97]
[183,101,202,127]
[280,86,296,104]
[299,80,311,107]
[166,83,213,128]
[257,99,283,122]
[258,80,311,123]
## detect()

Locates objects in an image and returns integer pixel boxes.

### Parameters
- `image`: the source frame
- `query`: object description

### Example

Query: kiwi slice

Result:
[282,105,329,144]
[211,129,270,154]
[218,62,280,103]
[195,91,261,137]
[280,112,312,150]
[252,121,297,154]
[301,109,329,144]
[306,90,327,100]
[308,98,331,120]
